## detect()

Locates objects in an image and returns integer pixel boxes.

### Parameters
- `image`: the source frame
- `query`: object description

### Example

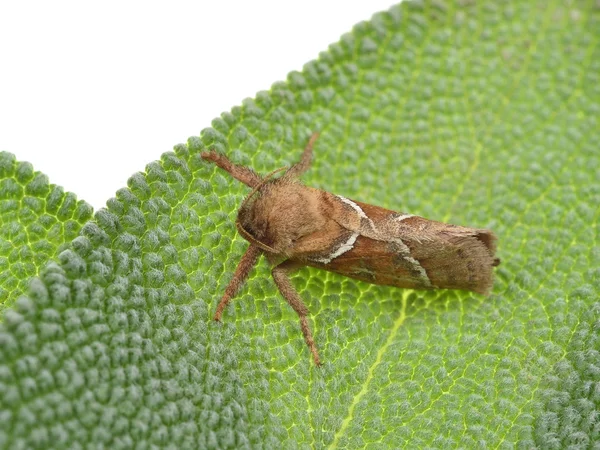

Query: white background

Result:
[0,1,396,210]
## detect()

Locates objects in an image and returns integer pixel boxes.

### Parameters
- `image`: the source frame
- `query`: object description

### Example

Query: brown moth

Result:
[201,133,499,365]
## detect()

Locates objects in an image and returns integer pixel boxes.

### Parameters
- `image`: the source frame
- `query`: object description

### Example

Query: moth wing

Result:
[327,196,498,294]
[288,212,432,289]
[306,233,433,290]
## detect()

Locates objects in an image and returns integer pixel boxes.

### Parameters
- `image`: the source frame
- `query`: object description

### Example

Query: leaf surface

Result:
[1,1,599,448]
[0,152,93,312]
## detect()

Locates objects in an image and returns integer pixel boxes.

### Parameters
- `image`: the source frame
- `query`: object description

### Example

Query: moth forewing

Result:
[200,133,499,366]
[329,199,498,295]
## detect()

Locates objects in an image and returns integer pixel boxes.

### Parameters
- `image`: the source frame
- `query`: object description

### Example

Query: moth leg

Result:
[286,132,320,179]
[271,260,322,366]
[201,151,263,188]
[214,244,262,321]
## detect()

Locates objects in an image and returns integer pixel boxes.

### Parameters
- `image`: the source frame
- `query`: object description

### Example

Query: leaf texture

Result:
[1,1,599,448]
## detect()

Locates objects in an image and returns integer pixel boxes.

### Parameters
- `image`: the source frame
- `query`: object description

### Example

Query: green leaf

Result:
[0,152,93,312]
[1,1,600,448]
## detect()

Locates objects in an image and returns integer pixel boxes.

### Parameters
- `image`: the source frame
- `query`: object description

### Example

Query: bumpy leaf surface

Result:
[1,1,599,448]
[0,152,93,312]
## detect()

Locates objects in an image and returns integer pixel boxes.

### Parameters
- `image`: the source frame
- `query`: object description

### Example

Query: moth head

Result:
[237,179,326,256]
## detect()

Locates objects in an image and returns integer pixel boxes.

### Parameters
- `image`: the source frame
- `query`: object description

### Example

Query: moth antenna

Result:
[236,222,277,253]
[201,150,263,188]
[285,132,319,179]
[235,166,287,253]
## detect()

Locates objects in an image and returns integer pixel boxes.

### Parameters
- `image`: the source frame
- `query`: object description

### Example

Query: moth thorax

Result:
[238,183,326,253]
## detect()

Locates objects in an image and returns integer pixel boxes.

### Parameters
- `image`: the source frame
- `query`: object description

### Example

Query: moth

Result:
[201,133,499,365]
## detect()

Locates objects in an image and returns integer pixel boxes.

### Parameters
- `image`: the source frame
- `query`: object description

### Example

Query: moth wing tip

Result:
[472,272,496,296]
[473,285,492,297]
